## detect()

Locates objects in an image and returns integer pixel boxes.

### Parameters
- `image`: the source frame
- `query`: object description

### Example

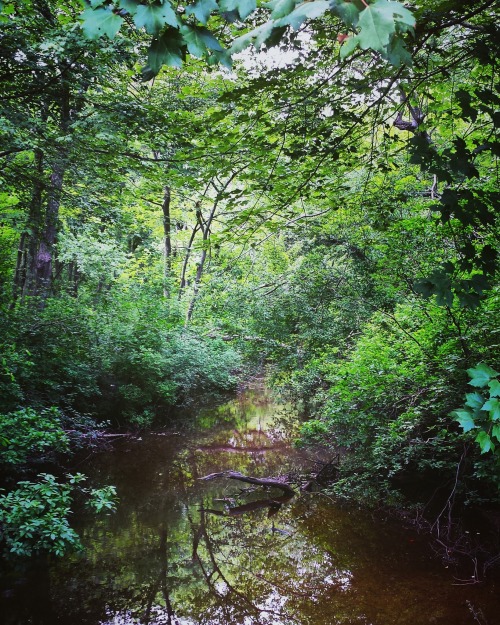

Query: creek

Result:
[1,384,499,624]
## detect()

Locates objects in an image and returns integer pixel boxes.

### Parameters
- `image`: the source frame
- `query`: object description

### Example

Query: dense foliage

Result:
[0,0,499,558]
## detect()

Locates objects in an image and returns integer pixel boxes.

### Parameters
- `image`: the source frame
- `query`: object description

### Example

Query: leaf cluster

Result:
[453,363,500,455]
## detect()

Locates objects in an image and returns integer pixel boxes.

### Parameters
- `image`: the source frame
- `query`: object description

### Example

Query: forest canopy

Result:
[0,0,499,557]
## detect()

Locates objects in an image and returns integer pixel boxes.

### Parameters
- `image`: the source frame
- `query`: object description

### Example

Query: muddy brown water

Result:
[1,386,499,624]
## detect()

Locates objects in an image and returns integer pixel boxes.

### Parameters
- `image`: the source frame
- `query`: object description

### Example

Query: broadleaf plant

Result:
[452,364,500,454]
[74,0,416,77]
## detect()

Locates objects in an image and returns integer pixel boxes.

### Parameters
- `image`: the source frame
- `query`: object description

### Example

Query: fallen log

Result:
[199,471,296,497]
[201,494,291,518]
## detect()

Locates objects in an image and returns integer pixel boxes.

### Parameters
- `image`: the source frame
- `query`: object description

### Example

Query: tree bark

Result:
[35,155,66,301]
[162,185,172,298]
[22,84,70,303]
[13,147,45,301]
[199,471,297,497]
[178,221,200,298]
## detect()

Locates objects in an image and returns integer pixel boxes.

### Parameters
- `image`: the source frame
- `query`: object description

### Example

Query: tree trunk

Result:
[35,155,66,301]
[184,170,241,323]
[14,83,70,304]
[13,147,45,301]
[162,185,172,298]
[34,81,70,303]
[185,199,219,323]
[178,221,200,298]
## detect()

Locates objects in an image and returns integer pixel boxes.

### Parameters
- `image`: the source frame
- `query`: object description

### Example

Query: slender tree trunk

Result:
[162,185,172,298]
[178,222,200,299]
[67,261,79,297]
[13,147,45,301]
[185,195,223,322]
[182,170,242,321]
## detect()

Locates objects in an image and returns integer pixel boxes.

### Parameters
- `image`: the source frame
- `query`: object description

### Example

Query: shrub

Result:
[0,407,69,465]
[0,473,117,557]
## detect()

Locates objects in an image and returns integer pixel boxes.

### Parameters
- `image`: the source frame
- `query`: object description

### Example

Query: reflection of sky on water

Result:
[2,387,500,625]
[87,391,359,625]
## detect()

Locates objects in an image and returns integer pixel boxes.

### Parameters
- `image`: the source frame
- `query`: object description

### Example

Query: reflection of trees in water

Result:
[94,491,354,625]
[79,414,354,624]
[159,497,353,623]
[5,390,498,625]
[20,391,353,625]
[188,504,300,624]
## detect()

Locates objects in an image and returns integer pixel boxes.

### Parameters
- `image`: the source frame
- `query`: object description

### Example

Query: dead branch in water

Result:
[199,471,296,497]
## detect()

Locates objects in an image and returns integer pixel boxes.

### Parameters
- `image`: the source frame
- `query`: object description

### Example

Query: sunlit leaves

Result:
[77,0,416,75]
[330,0,359,27]
[475,430,494,454]
[118,0,139,14]
[465,392,484,410]
[482,398,500,422]
[358,1,401,49]
[180,25,223,57]
[339,0,415,66]
[219,0,257,19]
[264,0,297,20]
[230,22,274,53]
[453,409,476,433]
[488,379,500,397]
[277,0,330,31]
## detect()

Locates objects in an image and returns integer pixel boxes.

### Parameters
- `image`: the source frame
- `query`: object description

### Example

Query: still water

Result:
[1,386,499,624]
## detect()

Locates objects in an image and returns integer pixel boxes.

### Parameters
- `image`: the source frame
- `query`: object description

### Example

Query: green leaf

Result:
[465,392,484,411]
[482,398,500,421]
[492,424,500,442]
[453,409,476,433]
[467,363,499,388]
[254,22,275,49]
[475,430,494,454]
[237,0,257,18]
[357,1,397,51]
[374,0,415,28]
[488,379,500,397]
[229,20,284,53]
[185,0,218,24]
[414,267,454,307]
[340,34,360,59]
[208,49,233,68]
[141,29,185,79]
[180,24,223,57]
[264,0,296,19]
[80,7,124,40]
[384,36,412,67]
[330,0,360,28]
[230,29,259,54]
[134,3,179,34]
[277,0,330,30]
[118,0,139,15]
[219,0,257,19]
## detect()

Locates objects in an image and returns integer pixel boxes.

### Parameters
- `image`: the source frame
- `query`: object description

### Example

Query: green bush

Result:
[297,301,471,502]
[0,473,117,557]
[0,407,69,465]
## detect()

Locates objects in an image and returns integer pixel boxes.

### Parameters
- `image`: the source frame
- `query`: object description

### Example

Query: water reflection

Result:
[1,388,499,625]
